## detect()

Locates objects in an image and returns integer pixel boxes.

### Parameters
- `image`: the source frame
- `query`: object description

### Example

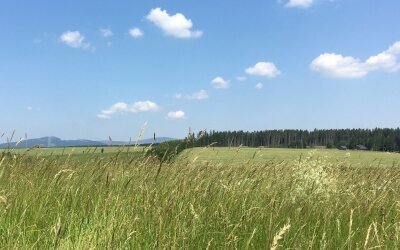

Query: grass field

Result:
[1,146,400,248]
[180,147,400,167]
[0,145,144,156]
[3,146,400,167]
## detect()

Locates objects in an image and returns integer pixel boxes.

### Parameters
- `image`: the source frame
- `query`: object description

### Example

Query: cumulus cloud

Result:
[285,0,313,8]
[310,54,367,78]
[146,8,202,38]
[245,61,281,78]
[129,28,143,38]
[174,90,208,100]
[211,77,230,89]
[60,31,90,49]
[365,42,400,71]
[388,41,400,54]
[310,41,400,78]
[255,82,264,89]
[97,101,159,119]
[366,52,397,71]
[167,110,186,119]
[100,28,113,38]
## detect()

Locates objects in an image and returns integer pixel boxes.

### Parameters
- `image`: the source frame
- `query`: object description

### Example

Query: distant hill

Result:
[101,137,176,146]
[0,136,176,148]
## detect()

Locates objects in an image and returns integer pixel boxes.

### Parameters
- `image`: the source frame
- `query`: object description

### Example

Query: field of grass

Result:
[0,145,144,156]
[1,146,400,248]
[0,146,147,163]
[180,147,400,167]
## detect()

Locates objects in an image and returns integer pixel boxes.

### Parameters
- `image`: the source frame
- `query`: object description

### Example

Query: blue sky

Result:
[1,0,400,140]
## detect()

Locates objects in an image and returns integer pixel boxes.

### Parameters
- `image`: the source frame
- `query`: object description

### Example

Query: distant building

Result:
[356,145,368,150]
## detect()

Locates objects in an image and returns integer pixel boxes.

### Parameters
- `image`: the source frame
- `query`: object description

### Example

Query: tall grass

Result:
[1,148,400,249]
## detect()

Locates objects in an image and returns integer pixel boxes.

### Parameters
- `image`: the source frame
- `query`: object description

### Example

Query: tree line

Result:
[187,128,400,152]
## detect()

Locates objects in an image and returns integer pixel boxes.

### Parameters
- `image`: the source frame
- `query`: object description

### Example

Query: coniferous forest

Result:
[191,128,400,152]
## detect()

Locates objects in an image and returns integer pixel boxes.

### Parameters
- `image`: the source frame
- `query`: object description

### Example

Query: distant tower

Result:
[153,132,156,142]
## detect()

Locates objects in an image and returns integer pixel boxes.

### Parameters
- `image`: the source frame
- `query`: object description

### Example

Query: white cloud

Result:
[146,8,202,38]
[97,114,111,119]
[100,28,113,38]
[132,101,159,112]
[310,54,367,78]
[311,41,400,78]
[27,106,33,111]
[174,90,208,100]
[245,62,281,78]
[60,31,90,49]
[167,110,186,119]
[97,101,159,119]
[285,0,313,8]
[388,41,400,55]
[129,28,143,38]
[211,77,230,89]
[236,76,247,82]
[255,83,264,89]
[188,90,208,100]
[365,52,398,71]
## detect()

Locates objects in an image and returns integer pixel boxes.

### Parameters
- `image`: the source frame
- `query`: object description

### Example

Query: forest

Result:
[191,128,400,152]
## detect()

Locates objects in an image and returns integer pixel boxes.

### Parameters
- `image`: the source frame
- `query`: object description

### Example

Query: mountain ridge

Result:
[0,136,176,148]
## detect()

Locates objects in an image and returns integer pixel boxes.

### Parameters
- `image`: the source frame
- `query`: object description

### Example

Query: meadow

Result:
[1,146,400,249]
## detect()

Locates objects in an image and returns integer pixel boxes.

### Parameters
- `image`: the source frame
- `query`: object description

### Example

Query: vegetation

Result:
[0,145,144,156]
[192,128,400,151]
[179,147,400,167]
[1,146,400,248]
[145,140,189,162]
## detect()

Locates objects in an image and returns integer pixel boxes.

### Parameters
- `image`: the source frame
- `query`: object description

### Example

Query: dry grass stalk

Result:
[270,222,291,250]
[364,223,372,249]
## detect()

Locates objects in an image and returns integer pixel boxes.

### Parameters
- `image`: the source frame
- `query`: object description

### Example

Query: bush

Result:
[146,140,189,162]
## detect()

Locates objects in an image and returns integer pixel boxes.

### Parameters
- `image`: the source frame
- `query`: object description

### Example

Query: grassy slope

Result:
[1,147,400,248]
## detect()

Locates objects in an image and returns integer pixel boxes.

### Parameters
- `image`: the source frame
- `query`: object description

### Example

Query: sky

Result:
[1,0,400,141]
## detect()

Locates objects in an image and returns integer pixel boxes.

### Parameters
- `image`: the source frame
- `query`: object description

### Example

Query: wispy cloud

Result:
[60,31,90,49]
[27,106,40,112]
[100,28,113,38]
[285,0,314,8]
[146,8,202,38]
[246,61,281,78]
[236,76,247,82]
[129,27,144,38]
[167,110,186,119]
[255,82,264,89]
[211,77,230,89]
[97,101,159,119]
[310,41,400,78]
[174,90,208,100]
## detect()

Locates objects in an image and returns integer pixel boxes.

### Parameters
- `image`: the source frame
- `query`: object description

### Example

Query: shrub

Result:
[146,140,189,162]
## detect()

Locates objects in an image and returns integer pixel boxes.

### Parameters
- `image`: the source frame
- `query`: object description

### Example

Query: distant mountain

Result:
[101,137,176,146]
[0,136,176,148]
[0,137,106,148]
